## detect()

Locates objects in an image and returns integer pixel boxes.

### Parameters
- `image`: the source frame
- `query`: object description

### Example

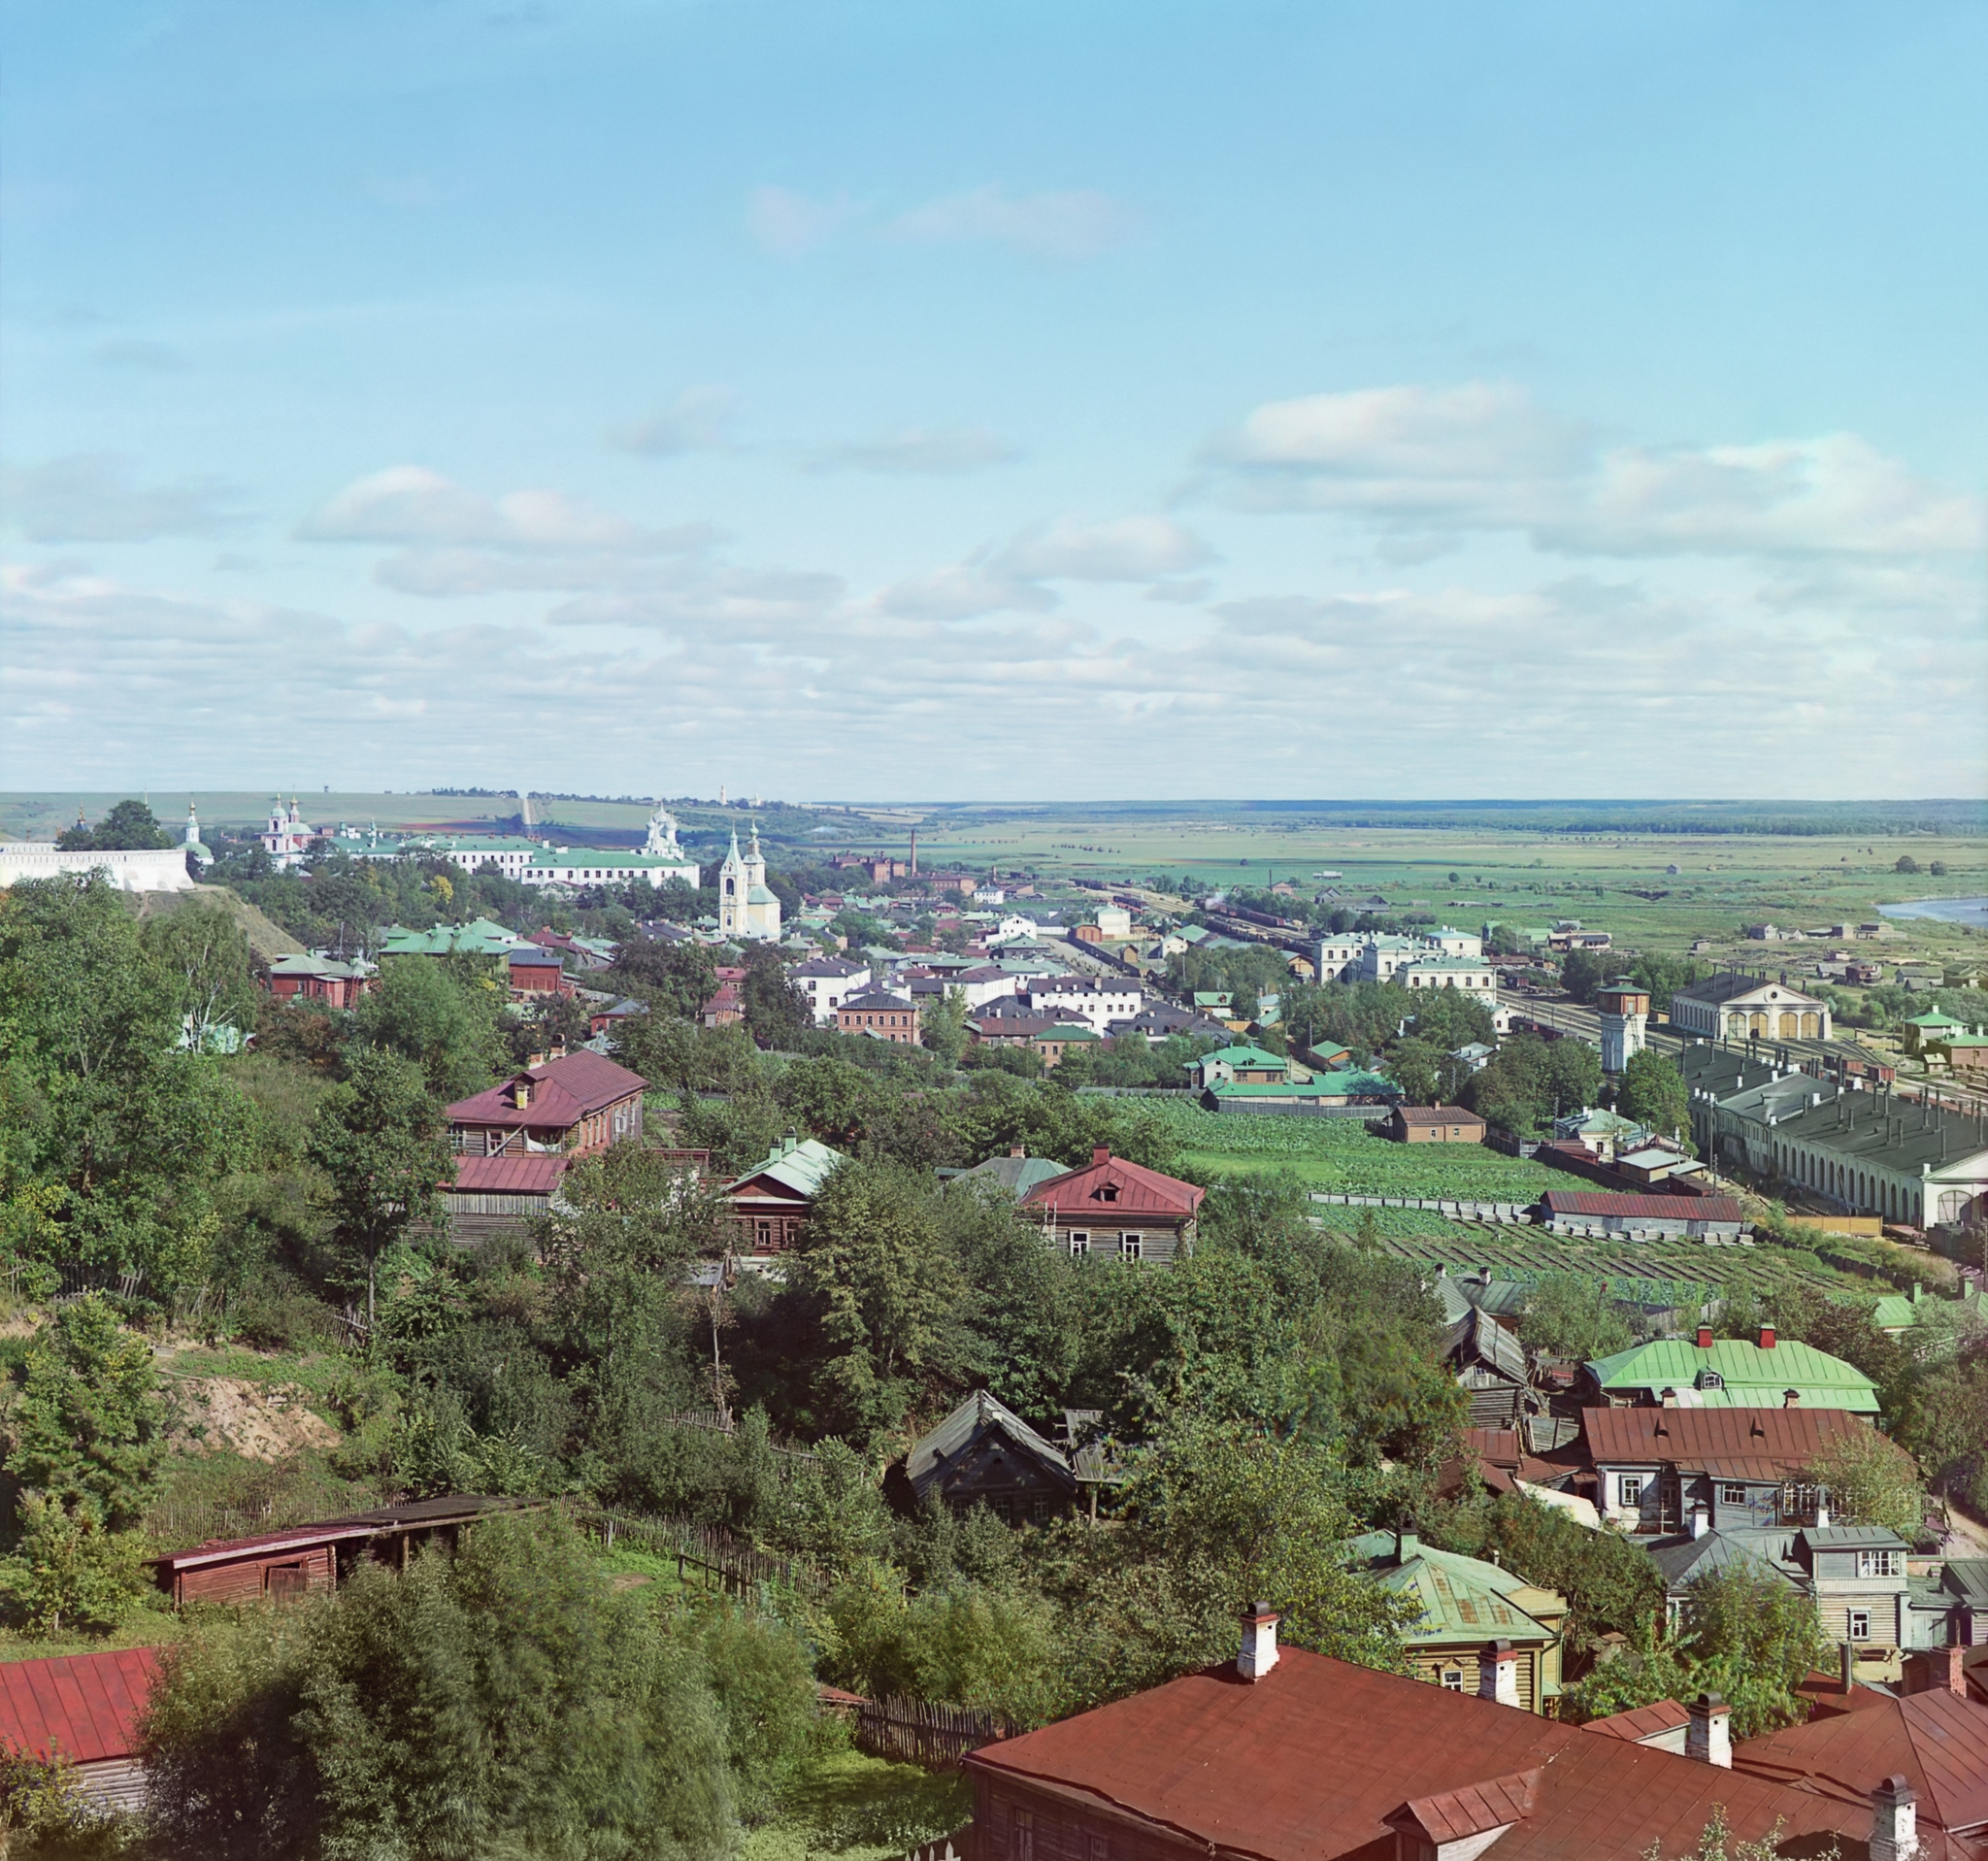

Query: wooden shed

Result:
[0,1645,164,1814]
[148,1494,544,1606]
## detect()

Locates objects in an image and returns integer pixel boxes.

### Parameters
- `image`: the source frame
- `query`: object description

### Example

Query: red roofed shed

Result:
[1019,1148,1205,1266]
[0,1646,163,1812]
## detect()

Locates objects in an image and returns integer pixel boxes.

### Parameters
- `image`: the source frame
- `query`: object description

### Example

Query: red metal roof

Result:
[1393,1106,1486,1125]
[0,1646,163,1764]
[1736,1691,1988,1852]
[446,1050,646,1129]
[1019,1151,1205,1220]
[1540,1188,1742,1223]
[1579,1406,1866,1472]
[1391,1767,1539,1843]
[1580,1700,1692,1743]
[450,1153,569,1195]
[967,1648,1866,1861]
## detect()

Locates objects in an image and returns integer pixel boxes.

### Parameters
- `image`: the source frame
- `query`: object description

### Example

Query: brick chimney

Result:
[1092,1146,1111,1167]
[1686,1693,1731,1768]
[1478,1640,1519,1708]
[1238,1602,1279,1681]
[1784,1388,1802,1408]
[1900,1646,1966,1696]
[1010,1144,1026,1158]
[1870,1776,1919,1861]
[1758,1324,1775,1349]
[1697,1325,1714,1349]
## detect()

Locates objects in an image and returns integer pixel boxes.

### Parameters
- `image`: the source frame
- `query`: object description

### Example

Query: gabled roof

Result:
[1579,1405,1867,1474]
[1393,1105,1487,1125]
[1019,1151,1206,1221]
[837,989,917,1012]
[446,1049,647,1128]
[905,1389,1074,1501]
[0,1646,164,1764]
[1580,1699,1691,1745]
[1801,1523,1909,1550]
[1346,1534,1563,1647]
[1673,973,1827,1009]
[1201,1044,1287,1068]
[1588,1337,1878,1412]
[959,1152,1069,1197]
[1735,1689,1988,1850]
[966,1647,1869,1861]
[728,1136,844,1200]
[1445,1307,1531,1384]
[1646,1529,1803,1594]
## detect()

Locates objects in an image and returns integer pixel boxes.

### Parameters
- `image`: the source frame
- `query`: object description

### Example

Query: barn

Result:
[148,1495,543,1606]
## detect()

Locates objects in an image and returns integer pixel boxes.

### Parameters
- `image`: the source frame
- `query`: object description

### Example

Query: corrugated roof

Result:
[1446,1307,1531,1384]
[1735,1689,1988,1845]
[1346,1537,1562,1645]
[966,1648,1868,1861]
[0,1646,163,1765]
[728,1136,845,1200]
[449,1154,568,1195]
[1579,1405,1866,1469]
[1802,1524,1910,1549]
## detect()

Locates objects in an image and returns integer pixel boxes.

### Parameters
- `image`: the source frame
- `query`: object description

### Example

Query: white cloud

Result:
[298,466,708,555]
[747,186,856,257]
[0,454,238,542]
[891,185,1132,258]
[607,386,741,458]
[805,427,1020,476]
[1207,382,1982,561]
[878,515,1212,620]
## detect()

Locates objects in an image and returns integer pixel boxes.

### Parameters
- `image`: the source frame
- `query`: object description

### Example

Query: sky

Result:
[2,0,1984,803]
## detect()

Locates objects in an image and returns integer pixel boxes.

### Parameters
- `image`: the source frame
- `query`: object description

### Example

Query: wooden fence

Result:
[856,1696,1012,1771]
[899,1834,975,1861]
[565,1503,825,1598]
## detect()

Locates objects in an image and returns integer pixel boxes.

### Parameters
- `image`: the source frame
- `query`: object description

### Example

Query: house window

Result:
[1617,1477,1644,1508]
[1011,1811,1034,1861]
[1119,1234,1143,1260]
[1720,1483,1746,1507]
[1068,1232,1089,1256]
[1847,1610,1871,1642]
[1857,1549,1902,1579]
[1697,1371,1724,1390]
[1441,1669,1464,1691]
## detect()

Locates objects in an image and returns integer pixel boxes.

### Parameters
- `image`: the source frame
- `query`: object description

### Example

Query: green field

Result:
[1147,1101,1571,1200]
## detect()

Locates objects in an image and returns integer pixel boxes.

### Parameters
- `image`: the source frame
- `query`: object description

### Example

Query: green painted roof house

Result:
[1586,1335,1879,1412]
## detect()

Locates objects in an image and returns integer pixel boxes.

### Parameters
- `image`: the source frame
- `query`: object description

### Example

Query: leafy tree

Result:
[1805,1425,1925,1539]
[1518,1272,1633,1363]
[142,901,260,1053]
[0,874,251,1289]
[356,955,508,1102]
[1617,1049,1690,1144]
[55,799,173,851]
[611,938,717,1022]
[1386,1037,1442,1106]
[306,1048,454,1336]
[0,1492,150,1634]
[142,1511,759,1861]
[1895,854,1920,874]
[1560,947,1631,1004]
[922,986,971,1067]
[741,946,812,1047]
[1543,1037,1603,1117]
[5,1293,168,1528]
[792,1158,966,1440]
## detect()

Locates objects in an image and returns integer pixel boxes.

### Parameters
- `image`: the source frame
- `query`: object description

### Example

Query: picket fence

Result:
[857,1696,1012,1771]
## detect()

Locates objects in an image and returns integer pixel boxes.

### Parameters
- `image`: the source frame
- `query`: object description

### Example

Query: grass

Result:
[746,1747,972,1861]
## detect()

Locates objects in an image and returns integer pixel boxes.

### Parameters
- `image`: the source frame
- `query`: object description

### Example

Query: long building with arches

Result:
[1683,1043,1988,1230]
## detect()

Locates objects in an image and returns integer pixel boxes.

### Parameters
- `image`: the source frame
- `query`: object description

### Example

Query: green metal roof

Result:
[1587,1337,1879,1412]
[379,918,526,956]
[1905,1008,1965,1028]
[1347,1535,1562,1654]
[733,1136,844,1199]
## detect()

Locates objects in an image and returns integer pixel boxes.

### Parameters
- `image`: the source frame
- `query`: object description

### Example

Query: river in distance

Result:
[1878,896,1988,927]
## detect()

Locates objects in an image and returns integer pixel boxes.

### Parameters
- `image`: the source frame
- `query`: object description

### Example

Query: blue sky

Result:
[3,0,1983,800]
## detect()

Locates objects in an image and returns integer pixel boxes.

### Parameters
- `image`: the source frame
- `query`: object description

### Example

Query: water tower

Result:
[1597,980,1650,1075]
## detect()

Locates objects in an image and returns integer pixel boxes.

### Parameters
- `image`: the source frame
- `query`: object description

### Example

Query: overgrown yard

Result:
[742,1748,971,1861]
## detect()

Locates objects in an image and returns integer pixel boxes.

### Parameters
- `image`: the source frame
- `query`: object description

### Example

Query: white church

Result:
[717,824,781,943]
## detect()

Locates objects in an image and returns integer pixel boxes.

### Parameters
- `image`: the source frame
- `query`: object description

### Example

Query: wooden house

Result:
[1793,1524,1913,1657]
[446,1049,647,1159]
[0,1646,163,1814]
[904,1390,1079,1526]
[1018,1147,1205,1265]
[724,1133,845,1257]
[1444,1306,1541,1426]
[148,1495,543,1607]
[1383,1105,1487,1145]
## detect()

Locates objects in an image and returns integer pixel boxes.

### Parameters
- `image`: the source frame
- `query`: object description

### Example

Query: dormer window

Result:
[1098,1183,1118,1202]
[1696,1369,1723,1390]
